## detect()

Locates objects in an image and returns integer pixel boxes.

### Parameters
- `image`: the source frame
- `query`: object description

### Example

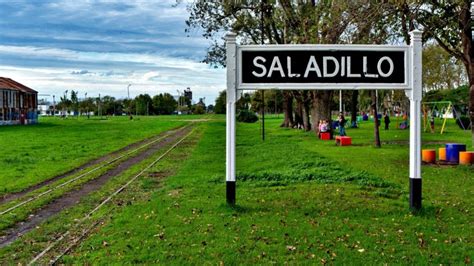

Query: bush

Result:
[237,109,258,123]
[456,116,471,129]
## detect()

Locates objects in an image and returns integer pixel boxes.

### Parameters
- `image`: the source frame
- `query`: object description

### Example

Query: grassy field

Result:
[0,116,190,194]
[53,116,472,264]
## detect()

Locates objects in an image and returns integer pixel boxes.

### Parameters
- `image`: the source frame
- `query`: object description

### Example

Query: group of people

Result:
[318,113,347,138]
[317,111,412,139]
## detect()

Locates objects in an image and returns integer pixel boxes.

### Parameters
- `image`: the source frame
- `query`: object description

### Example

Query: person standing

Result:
[338,113,346,136]
[384,112,390,130]
[429,111,435,133]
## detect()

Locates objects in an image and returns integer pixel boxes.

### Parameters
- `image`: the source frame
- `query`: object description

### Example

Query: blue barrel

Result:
[445,143,466,163]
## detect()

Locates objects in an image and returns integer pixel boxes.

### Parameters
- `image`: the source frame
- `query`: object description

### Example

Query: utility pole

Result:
[53,95,56,116]
[98,93,101,118]
[339,90,343,113]
[63,90,68,117]
[85,92,88,118]
[176,89,180,114]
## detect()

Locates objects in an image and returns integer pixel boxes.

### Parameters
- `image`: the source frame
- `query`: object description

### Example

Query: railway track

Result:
[0,124,191,217]
[28,128,196,265]
[0,124,194,249]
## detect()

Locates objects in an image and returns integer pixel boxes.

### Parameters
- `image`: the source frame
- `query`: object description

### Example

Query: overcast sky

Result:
[0,0,225,104]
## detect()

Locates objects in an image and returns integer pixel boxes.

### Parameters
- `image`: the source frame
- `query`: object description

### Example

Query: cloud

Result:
[143,71,161,81]
[0,0,225,104]
[71,69,91,75]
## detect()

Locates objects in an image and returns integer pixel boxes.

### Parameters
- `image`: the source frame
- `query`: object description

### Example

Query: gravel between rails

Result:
[0,125,193,248]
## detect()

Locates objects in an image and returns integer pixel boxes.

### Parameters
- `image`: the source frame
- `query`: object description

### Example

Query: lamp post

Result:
[339,90,343,113]
[53,95,56,116]
[63,90,68,117]
[85,92,88,118]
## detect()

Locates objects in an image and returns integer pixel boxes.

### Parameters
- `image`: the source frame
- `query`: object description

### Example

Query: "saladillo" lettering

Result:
[251,55,394,79]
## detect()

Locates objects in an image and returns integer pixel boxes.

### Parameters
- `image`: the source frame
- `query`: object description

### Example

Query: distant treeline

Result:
[54,91,210,116]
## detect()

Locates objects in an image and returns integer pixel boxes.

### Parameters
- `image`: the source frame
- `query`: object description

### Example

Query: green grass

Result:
[0,115,193,194]
[0,125,203,264]
[58,116,472,264]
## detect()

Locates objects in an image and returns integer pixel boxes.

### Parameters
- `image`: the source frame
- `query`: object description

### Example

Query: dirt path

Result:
[0,125,187,205]
[0,125,193,248]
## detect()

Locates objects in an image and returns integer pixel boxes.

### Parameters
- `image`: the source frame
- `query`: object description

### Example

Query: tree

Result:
[79,97,95,116]
[393,1,473,145]
[153,93,177,115]
[422,44,467,91]
[187,1,397,136]
[371,91,381,148]
[178,95,191,109]
[122,98,133,115]
[134,94,153,115]
[263,90,283,114]
[57,91,72,115]
[237,92,251,111]
[70,90,79,116]
[193,104,206,114]
[207,104,214,113]
[214,90,226,114]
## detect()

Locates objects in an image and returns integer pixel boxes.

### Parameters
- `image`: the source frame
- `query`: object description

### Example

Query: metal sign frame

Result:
[225,30,423,210]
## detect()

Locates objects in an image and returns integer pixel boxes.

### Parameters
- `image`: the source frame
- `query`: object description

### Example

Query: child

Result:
[321,120,328,133]
[317,120,323,138]
[430,112,435,133]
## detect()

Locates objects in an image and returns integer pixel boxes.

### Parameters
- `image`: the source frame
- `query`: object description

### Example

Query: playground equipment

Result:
[422,143,472,165]
[422,101,465,134]
[446,143,466,164]
[459,152,474,165]
[422,149,436,163]
[438,148,446,161]
[335,136,352,146]
[320,132,331,140]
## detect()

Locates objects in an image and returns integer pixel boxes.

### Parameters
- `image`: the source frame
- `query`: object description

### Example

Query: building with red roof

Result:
[0,77,38,125]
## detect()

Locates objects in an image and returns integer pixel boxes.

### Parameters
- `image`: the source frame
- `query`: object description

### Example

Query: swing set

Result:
[422,101,465,134]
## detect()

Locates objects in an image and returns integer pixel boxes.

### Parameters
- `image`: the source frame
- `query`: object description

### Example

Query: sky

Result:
[0,0,225,105]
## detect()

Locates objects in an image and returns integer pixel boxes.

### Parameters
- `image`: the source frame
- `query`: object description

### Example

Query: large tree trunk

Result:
[350,90,359,128]
[461,2,474,146]
[310,91,333,136]
[280,91,294,128]
[371,90,381,148]
[294,97,303,129]
[293,91,311,130]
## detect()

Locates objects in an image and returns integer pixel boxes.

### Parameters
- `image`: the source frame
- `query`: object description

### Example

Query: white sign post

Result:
[225,30,423,210]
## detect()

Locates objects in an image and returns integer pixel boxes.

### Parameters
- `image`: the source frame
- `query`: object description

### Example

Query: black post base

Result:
[409,178,422,211]
[226,181,236,206]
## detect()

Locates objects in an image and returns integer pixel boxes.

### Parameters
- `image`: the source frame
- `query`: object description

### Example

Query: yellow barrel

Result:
[422,149,436,163]
[459,151,473,165]
[438,148,446,161]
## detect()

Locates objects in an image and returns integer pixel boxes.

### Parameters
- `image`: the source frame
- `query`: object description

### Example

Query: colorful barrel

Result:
[438,148,446,161]
[459,151,473,165]
[422,149,436,163]
[445,143,466,163]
